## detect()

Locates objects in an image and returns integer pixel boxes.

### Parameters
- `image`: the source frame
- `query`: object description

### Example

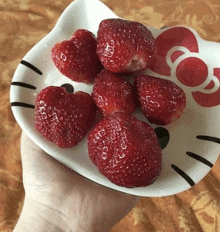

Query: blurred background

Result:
[0,0,219,231]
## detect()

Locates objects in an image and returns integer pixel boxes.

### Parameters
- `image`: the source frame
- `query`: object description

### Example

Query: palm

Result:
[20,132,139,230]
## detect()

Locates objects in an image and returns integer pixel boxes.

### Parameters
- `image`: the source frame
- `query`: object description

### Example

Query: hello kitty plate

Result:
[10,0,220,197]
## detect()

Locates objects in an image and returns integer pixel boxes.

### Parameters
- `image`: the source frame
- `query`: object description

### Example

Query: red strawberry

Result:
[134,75,186,125]
[52,29,103,83]
[92,69,136,115]
[35,86,96,148]
[96,18,156,74]
[88,112,162,188]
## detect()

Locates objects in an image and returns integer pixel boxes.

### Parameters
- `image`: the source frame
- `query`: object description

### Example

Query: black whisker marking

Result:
[11,82,36,90]
[186,152,213,168]
[197,135,220,144]
[11,102,35,109]
[20,60,43,75]
[171,164,195,186]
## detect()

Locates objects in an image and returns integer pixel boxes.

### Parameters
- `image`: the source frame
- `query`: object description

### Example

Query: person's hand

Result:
[14,132,139,232]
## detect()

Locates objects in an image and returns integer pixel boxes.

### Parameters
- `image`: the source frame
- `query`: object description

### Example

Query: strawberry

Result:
[51,29,103,83]
[96,18,156,74]
[87,112,162,188]
[134,75,186,125]
[92,69,136,115]
[35,86,96,148]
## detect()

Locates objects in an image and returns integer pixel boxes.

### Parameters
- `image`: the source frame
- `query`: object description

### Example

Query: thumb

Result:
[20,132,84,187]
[20,132,54,176]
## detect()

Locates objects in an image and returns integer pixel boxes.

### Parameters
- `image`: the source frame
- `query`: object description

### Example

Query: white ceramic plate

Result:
[10,0,220,197]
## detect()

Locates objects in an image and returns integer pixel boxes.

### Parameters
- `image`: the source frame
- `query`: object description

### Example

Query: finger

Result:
[20,132,50,174]
[20,132,83,182]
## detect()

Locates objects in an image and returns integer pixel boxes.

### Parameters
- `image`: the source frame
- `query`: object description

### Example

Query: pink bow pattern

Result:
[150,27,220,107]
